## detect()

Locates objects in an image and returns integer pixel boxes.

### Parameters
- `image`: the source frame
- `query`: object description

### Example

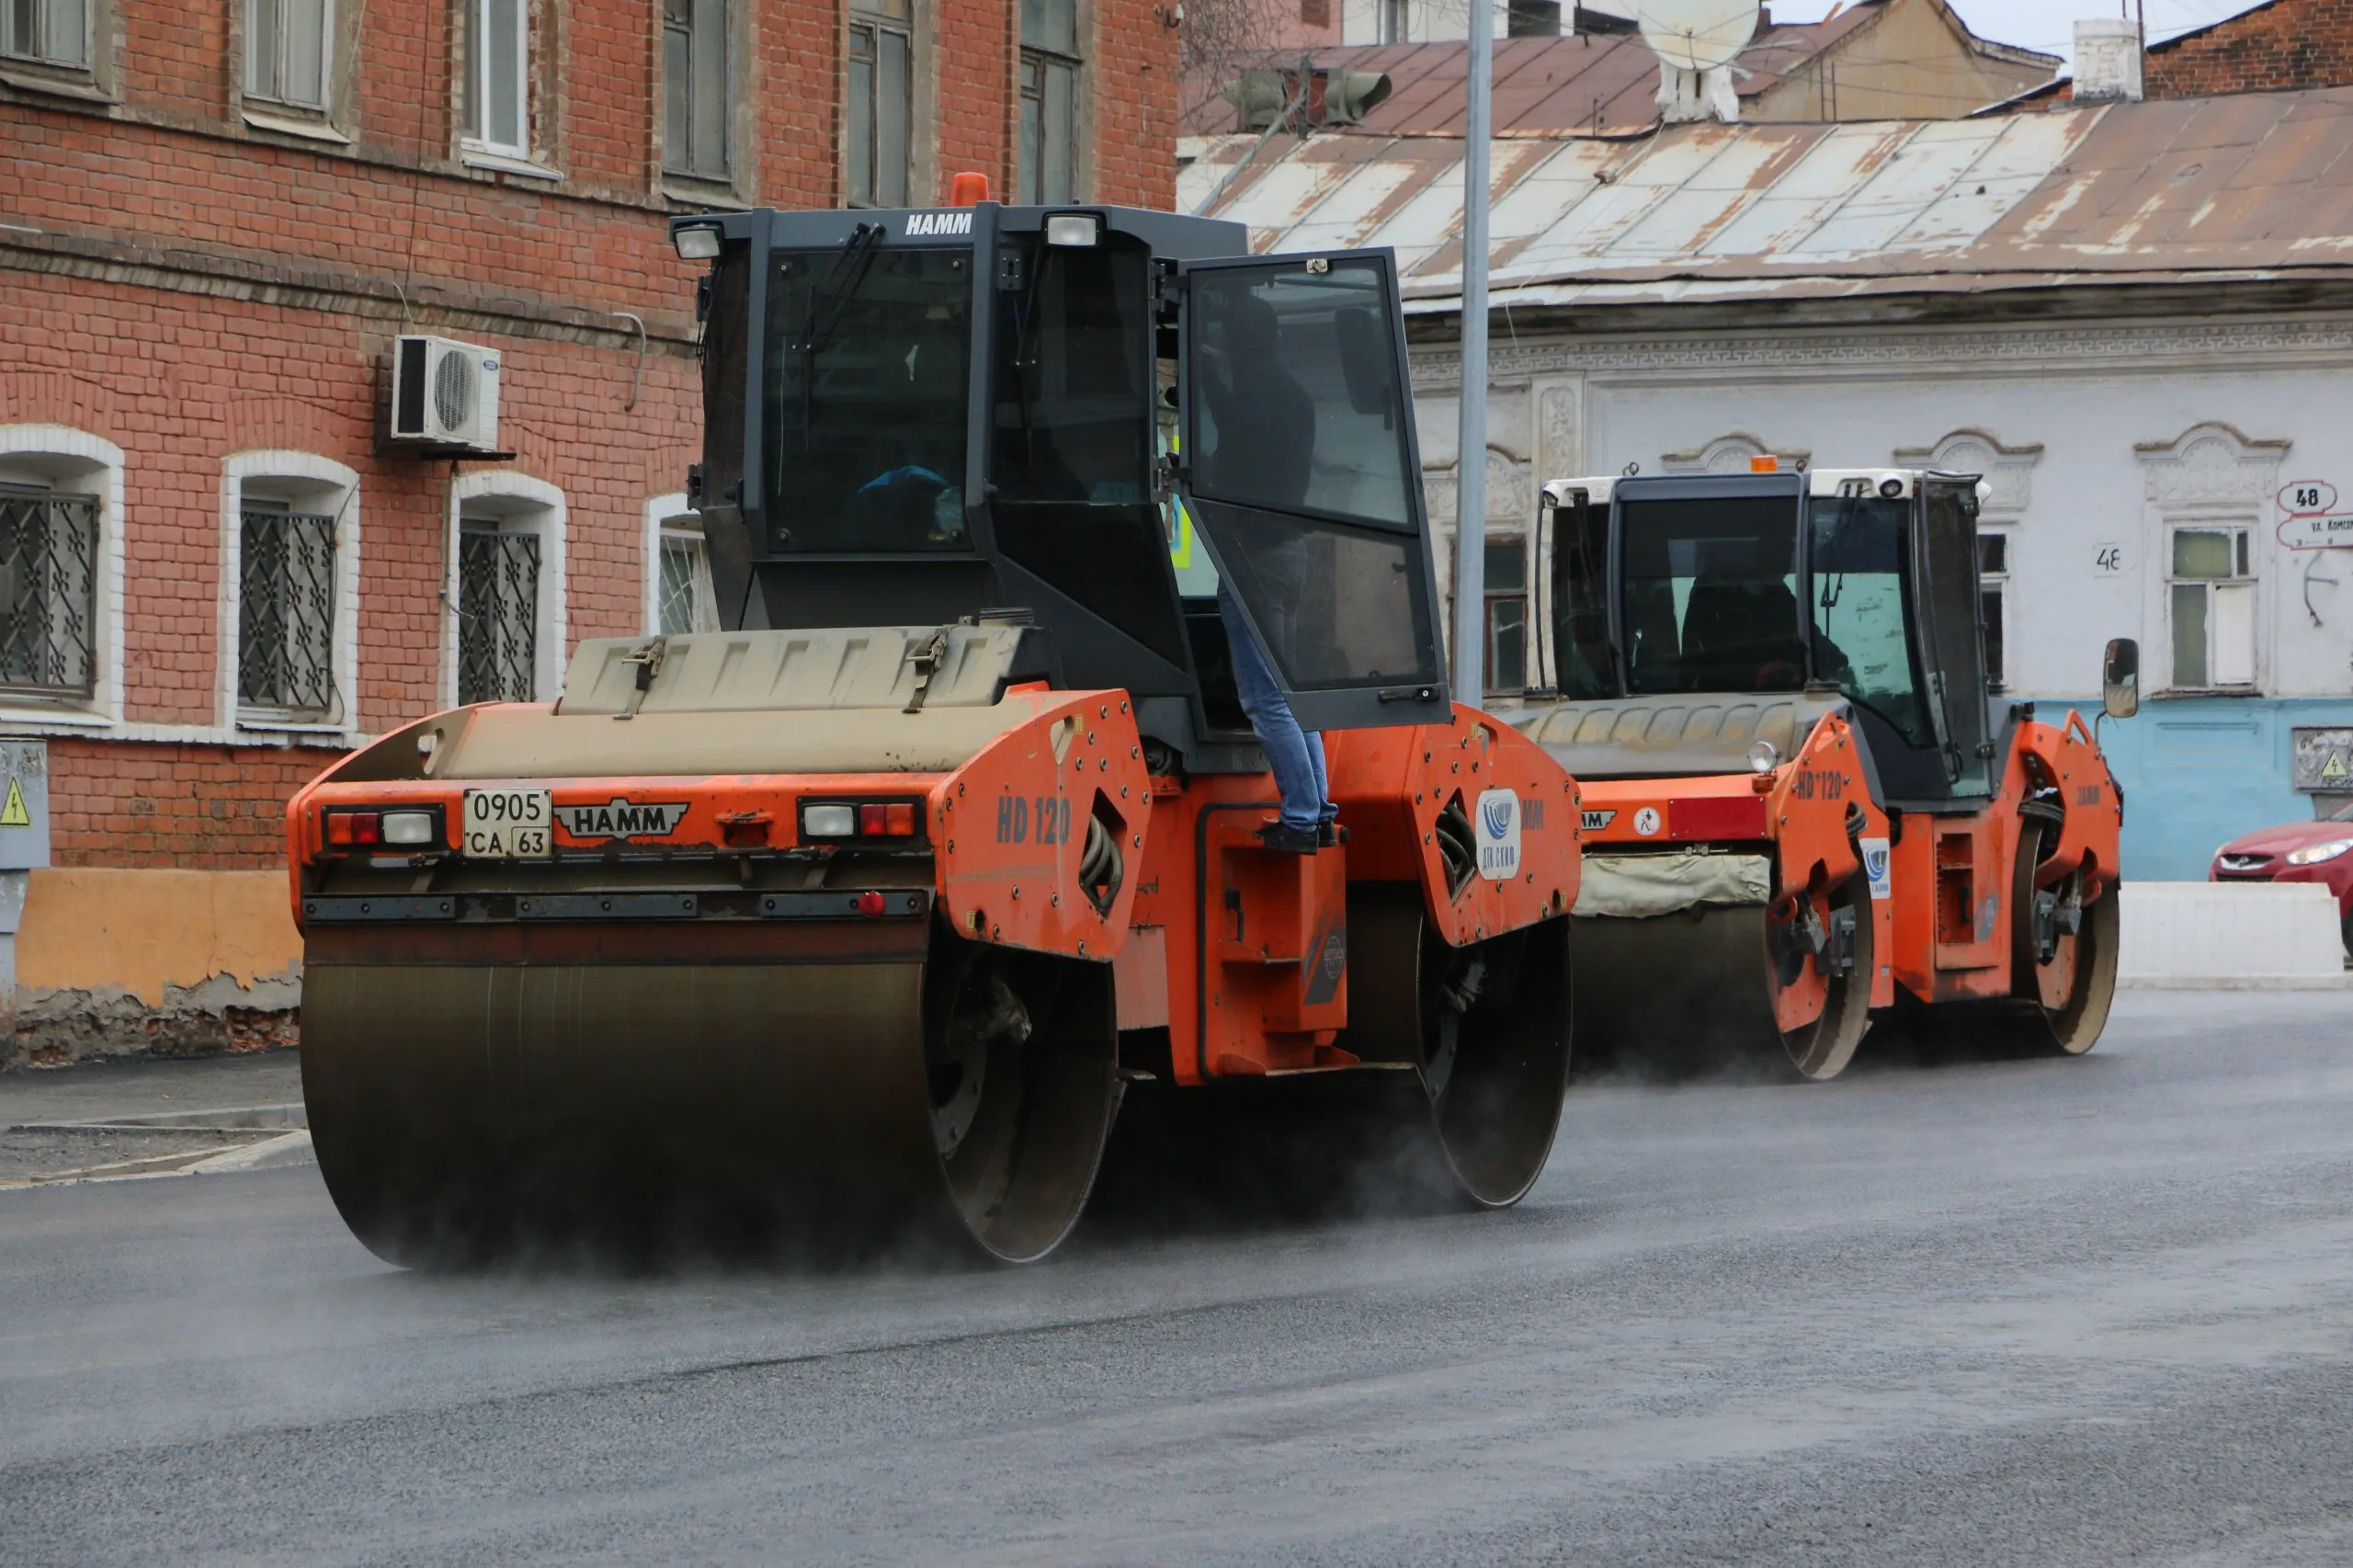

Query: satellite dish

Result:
[1634,0,1760,73]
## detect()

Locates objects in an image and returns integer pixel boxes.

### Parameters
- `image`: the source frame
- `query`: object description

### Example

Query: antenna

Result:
[1633,0,1759,72]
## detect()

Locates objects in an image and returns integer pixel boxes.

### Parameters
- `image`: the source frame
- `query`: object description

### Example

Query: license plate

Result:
[461,788,551,858]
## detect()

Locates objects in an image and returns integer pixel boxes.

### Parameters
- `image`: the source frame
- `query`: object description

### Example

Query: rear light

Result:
[381,811,437,846]
[324,805,444,851]
[801,800,924,844]
[325,810,382,847]
[802,804,857,838]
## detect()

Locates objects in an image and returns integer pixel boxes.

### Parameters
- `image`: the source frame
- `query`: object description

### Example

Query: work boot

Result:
[1256,822,1320,854]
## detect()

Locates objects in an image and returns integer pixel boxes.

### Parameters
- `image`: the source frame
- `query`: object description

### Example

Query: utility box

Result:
[0,740,51,875]
[0,740,48,1036]
[2291,727,2350,798]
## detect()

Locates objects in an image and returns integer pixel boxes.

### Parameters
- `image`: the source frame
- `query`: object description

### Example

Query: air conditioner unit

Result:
[390,335,502,450]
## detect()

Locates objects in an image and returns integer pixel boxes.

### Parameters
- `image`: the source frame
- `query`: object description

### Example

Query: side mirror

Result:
[2102,638,2139,720]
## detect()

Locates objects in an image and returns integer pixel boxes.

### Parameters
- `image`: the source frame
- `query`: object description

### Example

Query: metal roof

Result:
[1230,10,1881,139]
[1179,85,2353,312]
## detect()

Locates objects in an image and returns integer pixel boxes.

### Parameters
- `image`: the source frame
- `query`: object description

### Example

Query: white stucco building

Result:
[1186,89,2353,878]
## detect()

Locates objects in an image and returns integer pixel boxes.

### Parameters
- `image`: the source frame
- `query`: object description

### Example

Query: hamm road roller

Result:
[1518,465,2127,1081]
[288,197,1583,1266]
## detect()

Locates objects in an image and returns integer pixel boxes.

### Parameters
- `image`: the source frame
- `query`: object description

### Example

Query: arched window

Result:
[447,472,565,706]
[0,426,123,726]
[222,451,359,732]
[643,492,718,636]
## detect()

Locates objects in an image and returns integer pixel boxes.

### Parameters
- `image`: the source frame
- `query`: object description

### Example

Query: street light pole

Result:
[1452,0,1493,705]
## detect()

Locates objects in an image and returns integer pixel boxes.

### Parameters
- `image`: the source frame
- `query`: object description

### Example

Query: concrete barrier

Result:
[2120,881,2349,989]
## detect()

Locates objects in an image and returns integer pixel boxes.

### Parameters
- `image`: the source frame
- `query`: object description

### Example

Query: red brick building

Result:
[0,0,1176,1057]
[2146,0,2353,97]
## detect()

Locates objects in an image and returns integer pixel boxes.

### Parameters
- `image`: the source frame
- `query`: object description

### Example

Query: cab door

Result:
[1175,250,1449,732]
[1909,478,1995,798]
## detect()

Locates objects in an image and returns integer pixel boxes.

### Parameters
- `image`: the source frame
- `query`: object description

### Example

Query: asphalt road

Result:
[3,991,2349,1566]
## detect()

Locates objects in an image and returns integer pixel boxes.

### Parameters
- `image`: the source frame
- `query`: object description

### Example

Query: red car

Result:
[2211,800,2353,957]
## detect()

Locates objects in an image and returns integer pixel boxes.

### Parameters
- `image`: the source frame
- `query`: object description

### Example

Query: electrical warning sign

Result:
[2290,728,2353,794]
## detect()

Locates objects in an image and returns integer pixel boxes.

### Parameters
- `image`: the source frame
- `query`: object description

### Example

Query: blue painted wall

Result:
[2039,696,2353,881]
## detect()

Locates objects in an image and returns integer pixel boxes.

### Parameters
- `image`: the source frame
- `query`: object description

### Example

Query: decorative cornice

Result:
[1409,318,2353,387]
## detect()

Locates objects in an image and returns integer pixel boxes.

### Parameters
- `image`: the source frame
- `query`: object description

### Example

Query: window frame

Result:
[0,0,89,73]
[845,0,913,209]
[642,491,720,635]
[0,426,123,731]
[1018,0,1083,205]
[1976,528,2008,693]
[0,481,99,703]
[242,0,333,111]
[2165,520,2258,694]
[446,472,566,707]
[662,0,733,186]
[221,451,361,736]
[1482,535,1528,696]
[460,0,531,161]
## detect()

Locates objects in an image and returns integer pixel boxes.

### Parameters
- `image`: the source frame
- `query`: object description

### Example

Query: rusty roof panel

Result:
[1192,85,2353,310]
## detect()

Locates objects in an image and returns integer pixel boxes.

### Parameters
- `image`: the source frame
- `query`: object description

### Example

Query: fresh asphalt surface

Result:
[3,992,2348,1566]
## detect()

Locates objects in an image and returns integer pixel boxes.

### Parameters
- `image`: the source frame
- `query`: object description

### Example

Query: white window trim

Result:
[1978,527,2010,693]
[220,451,362,739]
[0,425,125,734]
[460,0,531,160]
[2136,423,2286,698]
[2161,518,2260,694]
[642,490,686,635]
[446,470,565,708]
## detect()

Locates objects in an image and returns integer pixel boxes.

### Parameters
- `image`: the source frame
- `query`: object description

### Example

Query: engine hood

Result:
[2216,818,2353,858]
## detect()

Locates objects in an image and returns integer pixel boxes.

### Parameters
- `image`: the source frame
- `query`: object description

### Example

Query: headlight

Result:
[2285,838,2353,867]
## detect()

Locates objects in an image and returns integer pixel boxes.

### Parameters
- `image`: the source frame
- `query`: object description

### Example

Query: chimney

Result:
[2073,17,2144,103]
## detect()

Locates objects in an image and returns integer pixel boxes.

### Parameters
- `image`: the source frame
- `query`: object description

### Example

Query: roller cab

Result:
[1522,467,2122,1080]
[289,198,1583,1267]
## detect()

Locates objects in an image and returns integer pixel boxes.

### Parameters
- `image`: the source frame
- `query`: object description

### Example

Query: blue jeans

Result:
[1219,585,1330,834]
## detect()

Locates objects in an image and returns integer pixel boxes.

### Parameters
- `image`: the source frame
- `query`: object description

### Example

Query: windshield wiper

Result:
[794,222,886,444]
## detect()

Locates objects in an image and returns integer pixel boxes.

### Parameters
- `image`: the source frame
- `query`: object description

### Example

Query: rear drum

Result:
[301,924,1118,1269]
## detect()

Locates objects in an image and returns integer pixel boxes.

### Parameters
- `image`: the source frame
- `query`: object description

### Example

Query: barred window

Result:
[459,523,540,704]
[238,501,337,717]
[657,525,717,635]
[0,483,98,699]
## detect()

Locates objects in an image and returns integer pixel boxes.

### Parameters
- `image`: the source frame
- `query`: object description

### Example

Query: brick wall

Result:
[2147,0,2353,97]
[2,0,1176,872]
[46,738,344,869]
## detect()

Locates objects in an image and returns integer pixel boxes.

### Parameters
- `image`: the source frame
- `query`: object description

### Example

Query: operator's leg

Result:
[1218,585,1326,838]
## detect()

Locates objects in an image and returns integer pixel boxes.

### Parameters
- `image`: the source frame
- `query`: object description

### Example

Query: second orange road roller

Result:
[1519,465,2130,1082]
[286,195,1584,1267]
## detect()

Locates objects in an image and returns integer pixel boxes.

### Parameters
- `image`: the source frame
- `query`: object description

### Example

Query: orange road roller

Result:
[1519,466,2128,1081]
[288,199,1583,1266]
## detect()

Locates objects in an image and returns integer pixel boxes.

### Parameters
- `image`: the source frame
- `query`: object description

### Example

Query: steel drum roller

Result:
[302,924,1118,1267]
